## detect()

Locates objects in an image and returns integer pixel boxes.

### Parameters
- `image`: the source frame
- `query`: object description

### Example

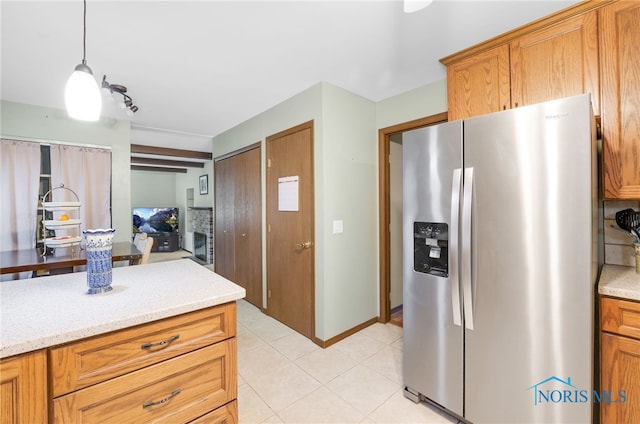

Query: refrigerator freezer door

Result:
[462,94,594,423]
[402,121,464,416]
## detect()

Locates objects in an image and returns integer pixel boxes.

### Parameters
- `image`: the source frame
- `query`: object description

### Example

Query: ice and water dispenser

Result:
[413,222,448,277]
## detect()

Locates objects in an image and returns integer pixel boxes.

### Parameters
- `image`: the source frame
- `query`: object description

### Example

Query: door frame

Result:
[378,112,448,322]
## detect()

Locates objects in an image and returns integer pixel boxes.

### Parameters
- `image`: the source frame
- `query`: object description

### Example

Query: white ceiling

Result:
[1,0,579,153]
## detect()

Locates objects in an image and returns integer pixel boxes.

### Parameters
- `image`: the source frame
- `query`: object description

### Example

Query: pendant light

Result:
[65,0,101,121]
[404,0,432,13]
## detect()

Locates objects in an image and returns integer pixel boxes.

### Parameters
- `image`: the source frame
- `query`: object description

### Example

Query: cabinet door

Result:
[0,350,47,424]
[600,332,640,423]
[446,44,510,121]
[511,11,599,115]
[600,1,640,199]
[214,157,236,280]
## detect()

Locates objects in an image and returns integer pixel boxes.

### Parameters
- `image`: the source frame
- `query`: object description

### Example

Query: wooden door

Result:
[214,147,262,308]
[599,1,640,199]
[446,44,511,121]
[214,157,235,280]
[510,11,600,115]
[266,121,314,339]
[233,147,262,307]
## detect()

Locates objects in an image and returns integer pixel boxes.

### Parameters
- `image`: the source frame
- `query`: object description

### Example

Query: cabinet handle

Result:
[141,334,179,350]
[143,389,181,408]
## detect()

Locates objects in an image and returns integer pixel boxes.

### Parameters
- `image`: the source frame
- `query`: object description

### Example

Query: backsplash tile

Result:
[604,200,640,267]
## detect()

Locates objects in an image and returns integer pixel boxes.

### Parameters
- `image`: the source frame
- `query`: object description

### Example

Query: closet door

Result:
[214,156,235,280]
[233,148,262,308]
[214,147,262,308]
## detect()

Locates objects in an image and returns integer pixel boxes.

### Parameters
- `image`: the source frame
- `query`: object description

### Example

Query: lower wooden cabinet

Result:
[50,303,238,423]
[53,340,236,423]
[0,350,48,424]
[0,302,238,424]
[600,296,640,423]
[190,400,238,424]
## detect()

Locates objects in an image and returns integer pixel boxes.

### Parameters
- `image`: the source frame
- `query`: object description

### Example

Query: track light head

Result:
[101,75,139,115]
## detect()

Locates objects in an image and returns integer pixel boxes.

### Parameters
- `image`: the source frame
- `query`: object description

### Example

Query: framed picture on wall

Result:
[199,174,208,195]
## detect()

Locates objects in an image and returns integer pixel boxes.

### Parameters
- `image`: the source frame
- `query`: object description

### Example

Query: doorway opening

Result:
[378,112,448,325]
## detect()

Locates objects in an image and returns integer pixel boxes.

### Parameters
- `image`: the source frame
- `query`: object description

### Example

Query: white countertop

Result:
[598,264,640,301]
[0,259,245,358]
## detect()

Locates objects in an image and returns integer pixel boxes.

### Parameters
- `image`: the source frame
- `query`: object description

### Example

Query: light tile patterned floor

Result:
[236,299,460,424]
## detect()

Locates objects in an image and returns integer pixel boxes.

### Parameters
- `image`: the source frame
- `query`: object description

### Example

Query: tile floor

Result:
[236,299,460,424]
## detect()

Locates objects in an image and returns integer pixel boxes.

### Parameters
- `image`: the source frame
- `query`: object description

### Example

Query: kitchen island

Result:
[0,259,245,423]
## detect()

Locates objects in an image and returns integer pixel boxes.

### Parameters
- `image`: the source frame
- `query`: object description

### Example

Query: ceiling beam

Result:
[131,165,188,173]
[131,157,205,168]
[131,144,213,160]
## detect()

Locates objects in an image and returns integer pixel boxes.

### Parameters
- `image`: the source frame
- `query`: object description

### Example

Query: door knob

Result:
[296,241,313,249]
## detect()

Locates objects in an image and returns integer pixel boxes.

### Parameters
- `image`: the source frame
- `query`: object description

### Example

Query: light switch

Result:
[333,220,344,234]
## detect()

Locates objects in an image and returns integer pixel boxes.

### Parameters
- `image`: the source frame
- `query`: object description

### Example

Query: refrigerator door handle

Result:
[462,167,474,330]
[450,168,462,327]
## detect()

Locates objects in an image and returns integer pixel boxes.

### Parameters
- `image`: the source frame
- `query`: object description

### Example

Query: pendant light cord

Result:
[82,0,87,65]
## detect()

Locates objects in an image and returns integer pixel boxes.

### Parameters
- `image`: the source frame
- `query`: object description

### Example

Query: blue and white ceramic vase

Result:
[83,228,116,294]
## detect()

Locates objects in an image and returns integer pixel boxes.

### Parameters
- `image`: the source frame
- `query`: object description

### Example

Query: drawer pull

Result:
[143,389,181,408]
[141,334,180,350]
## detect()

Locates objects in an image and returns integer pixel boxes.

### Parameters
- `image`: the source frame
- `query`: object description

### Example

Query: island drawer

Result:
[190,400,238,423]
[53,339,237,423]
[50,302,236,397]
[601,296,640,340]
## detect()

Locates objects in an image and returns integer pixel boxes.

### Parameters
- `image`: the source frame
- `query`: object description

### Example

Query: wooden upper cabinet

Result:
[446,44,510,121]
[600,1,640,199]
[442,2,604,121]
[510,11,600,115]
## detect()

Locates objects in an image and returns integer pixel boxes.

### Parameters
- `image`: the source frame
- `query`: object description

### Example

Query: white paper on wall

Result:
[278,176,299,211]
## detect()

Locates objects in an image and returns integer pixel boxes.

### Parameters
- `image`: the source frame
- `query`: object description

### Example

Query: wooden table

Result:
[0,242,142,275]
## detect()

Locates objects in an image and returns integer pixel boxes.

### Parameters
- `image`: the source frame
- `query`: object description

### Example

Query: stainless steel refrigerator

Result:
[402,94,597,423]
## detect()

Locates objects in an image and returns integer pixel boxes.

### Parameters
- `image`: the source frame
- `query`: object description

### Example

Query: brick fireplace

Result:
[190,207,213,264]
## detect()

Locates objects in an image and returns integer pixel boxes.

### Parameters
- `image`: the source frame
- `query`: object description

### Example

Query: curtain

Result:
[0,139,41,280]
[50,144,112,232]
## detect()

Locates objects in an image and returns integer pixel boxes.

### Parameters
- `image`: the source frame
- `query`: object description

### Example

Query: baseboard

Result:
[313,316,379,348]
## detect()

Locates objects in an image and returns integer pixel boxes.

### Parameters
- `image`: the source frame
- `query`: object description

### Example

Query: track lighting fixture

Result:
[101,75,139,117]
[65,0,101,121]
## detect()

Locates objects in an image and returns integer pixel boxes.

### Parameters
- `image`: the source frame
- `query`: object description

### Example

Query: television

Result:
[132,207,179,234]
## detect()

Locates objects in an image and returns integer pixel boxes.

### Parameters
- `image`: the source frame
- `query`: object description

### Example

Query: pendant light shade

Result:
[65,62,102,121]
[404,0,432,13]
[65,0,101,121]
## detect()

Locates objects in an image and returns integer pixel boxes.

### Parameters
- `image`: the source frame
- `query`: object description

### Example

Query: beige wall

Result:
[211,79,449,341]
[1,78,453,340]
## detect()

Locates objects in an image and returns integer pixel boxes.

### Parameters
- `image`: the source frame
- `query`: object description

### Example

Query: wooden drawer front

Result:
[53,339,237,423]
[189,400,238,424]
[51,303,236,397]
[601,297,640,340]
